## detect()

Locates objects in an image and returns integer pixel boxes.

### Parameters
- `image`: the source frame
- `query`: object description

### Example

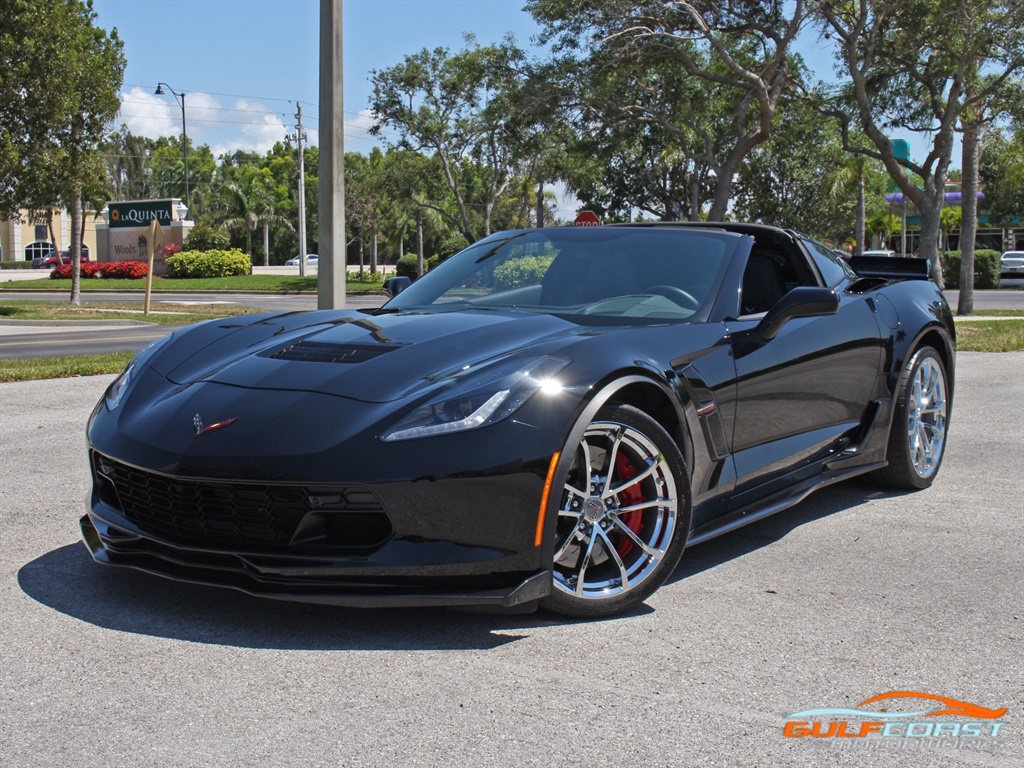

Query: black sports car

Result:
[82,223,954,617]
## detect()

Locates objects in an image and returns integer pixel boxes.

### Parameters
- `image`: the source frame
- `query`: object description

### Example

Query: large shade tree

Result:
[1,0,124,303]
[812,0,1024,290]
[527,0,810,221]
[369,37,528,242]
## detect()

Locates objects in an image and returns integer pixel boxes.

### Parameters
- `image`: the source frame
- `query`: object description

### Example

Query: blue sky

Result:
[90,0,944,207]
[92,0,544,157]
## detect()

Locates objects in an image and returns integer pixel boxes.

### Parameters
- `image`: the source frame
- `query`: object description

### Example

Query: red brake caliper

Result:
[614,452,644,557]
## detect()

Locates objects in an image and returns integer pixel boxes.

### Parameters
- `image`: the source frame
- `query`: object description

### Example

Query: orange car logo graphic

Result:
[784,691,1007,740]
[857,691,1006,720]
[788,691,1007,720]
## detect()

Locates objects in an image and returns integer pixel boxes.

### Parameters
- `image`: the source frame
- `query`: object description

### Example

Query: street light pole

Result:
[155,83,190,210]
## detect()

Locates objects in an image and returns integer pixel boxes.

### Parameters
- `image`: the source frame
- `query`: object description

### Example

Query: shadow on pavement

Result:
[18,482,902,650]
[670,481,904,585]
[17,543,563,652]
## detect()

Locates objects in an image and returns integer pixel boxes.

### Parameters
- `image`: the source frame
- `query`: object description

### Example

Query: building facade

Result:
[0,208,102,262]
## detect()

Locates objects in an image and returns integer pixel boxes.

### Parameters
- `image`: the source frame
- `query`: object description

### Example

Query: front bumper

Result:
[80,511,551,609]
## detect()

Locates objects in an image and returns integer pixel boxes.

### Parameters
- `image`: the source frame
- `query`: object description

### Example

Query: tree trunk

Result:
[370,227,378,274]
[46,209,59,252]
[690,177,700,221]
[536,180,545,227]
[70,191,82,306]
[958,120,981,316]
[855,173,865,256]
[416,208,425,277]
[262,222,269,267]
[917,196,945,287]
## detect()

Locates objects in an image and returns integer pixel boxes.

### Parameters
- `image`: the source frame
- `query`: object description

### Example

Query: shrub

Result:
[435,235,470,262]
[493,255,554,291]
[426,255,441,272]
[159,243,182,260]
[942,250,1001,290]
[102,260,148,279]
[183,224,231,252]
[354,269,385,284]
[395,255,418,279]
[50,261,149,280]
[51,262,103,279]
[165,249,251,278]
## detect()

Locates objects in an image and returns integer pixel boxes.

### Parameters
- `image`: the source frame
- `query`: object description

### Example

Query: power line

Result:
[120,83,377,124]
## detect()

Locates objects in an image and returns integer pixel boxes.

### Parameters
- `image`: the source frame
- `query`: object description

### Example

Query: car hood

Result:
[154,309,593,404]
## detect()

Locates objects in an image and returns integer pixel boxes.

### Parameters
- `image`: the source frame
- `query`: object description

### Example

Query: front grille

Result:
[92,452,392,551]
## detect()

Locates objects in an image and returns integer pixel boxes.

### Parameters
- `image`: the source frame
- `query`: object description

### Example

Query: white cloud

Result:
[117,86,180,139]
[116,95,390,157]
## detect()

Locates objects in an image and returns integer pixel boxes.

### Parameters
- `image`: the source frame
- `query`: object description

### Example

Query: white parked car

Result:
[861,249,897,258]
[285,254,318,267]
[1000,251,1024,281]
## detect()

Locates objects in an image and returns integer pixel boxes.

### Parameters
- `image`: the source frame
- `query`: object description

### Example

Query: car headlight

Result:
[381,356,570,441]
[104,332,174,411]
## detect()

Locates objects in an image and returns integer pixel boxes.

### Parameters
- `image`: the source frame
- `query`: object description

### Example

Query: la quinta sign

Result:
[108,201,174,229]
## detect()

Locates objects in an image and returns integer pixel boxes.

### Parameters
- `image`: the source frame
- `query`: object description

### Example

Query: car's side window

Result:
[804,239,854,287]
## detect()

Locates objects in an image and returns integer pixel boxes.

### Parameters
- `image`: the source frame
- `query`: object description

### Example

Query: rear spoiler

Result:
[849,256,931,281]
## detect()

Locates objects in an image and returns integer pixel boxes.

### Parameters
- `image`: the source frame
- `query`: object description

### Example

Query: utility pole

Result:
[319,0,345,308]
[287,104,308,277]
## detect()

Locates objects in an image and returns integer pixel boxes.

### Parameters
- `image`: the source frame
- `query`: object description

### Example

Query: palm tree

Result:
[220,175,291,263]
[828,154,870,257]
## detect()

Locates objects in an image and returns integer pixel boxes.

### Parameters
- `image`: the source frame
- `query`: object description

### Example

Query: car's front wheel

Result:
[542,404,690,618]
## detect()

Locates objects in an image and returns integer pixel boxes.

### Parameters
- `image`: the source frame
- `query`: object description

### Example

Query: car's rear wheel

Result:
[874,346,949,489]
[542,404,690,618]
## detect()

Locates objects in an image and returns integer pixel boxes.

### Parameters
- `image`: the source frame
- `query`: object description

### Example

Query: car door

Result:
[723,238,885,501]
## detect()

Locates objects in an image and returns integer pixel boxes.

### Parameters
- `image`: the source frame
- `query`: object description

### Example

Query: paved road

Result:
[1,354,1021,767]
[2,289,1021,360]
[0,294,385,359]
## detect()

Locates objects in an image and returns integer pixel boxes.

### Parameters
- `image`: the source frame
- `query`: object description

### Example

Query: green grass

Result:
[3,301,1019,383]
[956,319,1024,352]
[957,309,1023,317]
[0,353,132,382]
[0,301,269,382]
[0,300,264,325]
[0,274,386,292]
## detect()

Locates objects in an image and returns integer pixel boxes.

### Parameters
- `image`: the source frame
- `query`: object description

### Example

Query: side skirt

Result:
[685,461,887,548]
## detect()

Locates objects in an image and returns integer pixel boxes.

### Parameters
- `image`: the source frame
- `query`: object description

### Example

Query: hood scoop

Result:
[263,340,403,364]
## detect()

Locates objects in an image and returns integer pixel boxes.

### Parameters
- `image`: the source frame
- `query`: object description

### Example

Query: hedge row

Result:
[493,255,554,291]
[50,260,148,279]
[941,250,1001,290]
[165,249,251,278]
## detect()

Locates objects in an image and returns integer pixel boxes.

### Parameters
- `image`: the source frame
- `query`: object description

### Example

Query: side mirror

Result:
[755,287,839,340]
[383,276,412,297]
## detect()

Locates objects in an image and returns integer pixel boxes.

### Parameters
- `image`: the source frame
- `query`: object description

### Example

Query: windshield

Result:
[383,227,742,322]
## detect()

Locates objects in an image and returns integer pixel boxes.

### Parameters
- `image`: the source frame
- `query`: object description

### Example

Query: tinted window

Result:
[386,228,743,322]
[804,239,854,287]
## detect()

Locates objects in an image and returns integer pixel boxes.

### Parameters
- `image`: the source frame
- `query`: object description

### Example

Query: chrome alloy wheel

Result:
[907,355,947,478]
[552,420,679,600]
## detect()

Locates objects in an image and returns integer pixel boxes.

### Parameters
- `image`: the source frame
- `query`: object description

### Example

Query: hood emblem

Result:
[193,413,239,437]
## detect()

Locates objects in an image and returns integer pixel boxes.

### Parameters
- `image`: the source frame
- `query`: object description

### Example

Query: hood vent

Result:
[263,340,402,364]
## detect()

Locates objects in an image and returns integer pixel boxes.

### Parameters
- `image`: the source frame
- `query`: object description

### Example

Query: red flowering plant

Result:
[50,263,102,279]
[51,261,149,279]
[102,260,148,279]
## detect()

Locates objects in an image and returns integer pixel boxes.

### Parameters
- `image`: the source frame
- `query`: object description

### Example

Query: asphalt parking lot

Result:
[1,353,1021,768]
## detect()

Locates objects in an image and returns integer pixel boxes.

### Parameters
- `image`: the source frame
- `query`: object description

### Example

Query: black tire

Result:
[873,346,950,489]
[542,404,691,618]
